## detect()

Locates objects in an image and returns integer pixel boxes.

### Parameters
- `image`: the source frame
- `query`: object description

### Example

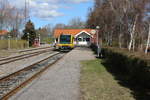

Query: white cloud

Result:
[9,0,63,20]
[36,0,91,4]
[69,0,90,3]
[8,0,91,20]
[33,10,64,20]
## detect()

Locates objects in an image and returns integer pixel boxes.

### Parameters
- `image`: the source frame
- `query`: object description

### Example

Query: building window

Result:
[83,38,86,41]
[86,38,90,42]
[78,38,82,41]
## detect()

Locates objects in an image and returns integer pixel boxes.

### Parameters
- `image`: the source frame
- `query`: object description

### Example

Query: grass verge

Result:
[80,59,135,100]
[0,40,28,49]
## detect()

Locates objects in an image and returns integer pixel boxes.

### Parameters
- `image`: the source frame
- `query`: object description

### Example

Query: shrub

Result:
[102,47,150,88]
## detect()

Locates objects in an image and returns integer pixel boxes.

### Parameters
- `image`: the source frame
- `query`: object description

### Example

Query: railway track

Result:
[18,46,52,53]
[0,47,54,65]
[0,52,64,100]
[0,46,53,59]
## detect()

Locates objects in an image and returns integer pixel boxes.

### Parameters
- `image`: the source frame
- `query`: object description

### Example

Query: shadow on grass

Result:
[101,60,150,100]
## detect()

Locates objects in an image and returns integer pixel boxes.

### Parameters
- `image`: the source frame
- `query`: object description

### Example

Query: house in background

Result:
[0,30,8,39]
[54,29,97,46]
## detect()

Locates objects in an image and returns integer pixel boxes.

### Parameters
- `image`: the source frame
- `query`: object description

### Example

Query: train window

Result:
[60,35,71,44]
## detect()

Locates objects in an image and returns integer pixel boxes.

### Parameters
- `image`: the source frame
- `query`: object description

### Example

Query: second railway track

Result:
[0,51,65,100]
[0,47,54,65]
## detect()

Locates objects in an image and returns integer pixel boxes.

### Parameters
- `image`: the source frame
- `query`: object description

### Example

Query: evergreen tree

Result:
[22,20,36,46]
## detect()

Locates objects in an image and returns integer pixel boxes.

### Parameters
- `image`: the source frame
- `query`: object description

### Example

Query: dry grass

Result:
[80,59,135,100]
[0,50,12,58]
[0,40,28,57]
[0,40,28,49]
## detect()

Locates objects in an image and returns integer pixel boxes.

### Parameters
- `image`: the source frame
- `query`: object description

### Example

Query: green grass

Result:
[80,59,135,100]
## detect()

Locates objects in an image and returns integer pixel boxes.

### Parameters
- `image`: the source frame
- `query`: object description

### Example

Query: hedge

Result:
[101,47,150,88]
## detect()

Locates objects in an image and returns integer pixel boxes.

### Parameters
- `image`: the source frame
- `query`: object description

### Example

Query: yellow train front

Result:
[55,34,74,51]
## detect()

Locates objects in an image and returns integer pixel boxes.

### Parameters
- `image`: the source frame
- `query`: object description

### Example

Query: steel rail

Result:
[18,46,52,53]
[0,48,54,65]
[0,47,53,61]
[0,52,64,100]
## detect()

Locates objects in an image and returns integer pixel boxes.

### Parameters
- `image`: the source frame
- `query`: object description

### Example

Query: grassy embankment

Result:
[0,40,28,57]
[0,40,28,49]
[80,59,135,100]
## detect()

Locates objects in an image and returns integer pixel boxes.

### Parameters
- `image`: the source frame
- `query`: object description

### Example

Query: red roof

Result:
[54,29,94,38]
[0,30,8,35]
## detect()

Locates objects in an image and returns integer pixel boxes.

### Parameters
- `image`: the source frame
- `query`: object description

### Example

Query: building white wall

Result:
[75,32,91,46]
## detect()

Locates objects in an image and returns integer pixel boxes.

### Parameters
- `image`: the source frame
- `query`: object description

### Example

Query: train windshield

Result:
[60,35,71,44]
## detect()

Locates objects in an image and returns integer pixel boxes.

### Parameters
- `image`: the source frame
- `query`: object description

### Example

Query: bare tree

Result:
[0,0,25,38]
[128,15,138,51]
[87,0,150,52]
[145,24,150,54]
[54,23,67,29]
[68,17,85,29]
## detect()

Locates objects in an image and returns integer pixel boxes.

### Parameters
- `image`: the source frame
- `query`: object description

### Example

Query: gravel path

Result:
[10,47,95,100]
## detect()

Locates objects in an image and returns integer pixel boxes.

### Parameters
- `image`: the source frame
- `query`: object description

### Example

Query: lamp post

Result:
[96,26,100,58]
[38,33,40,46]
[8,34,11,50]
[27,33,29,48]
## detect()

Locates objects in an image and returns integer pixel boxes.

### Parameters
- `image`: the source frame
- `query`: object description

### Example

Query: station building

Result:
[54,29,97,46]
[0,30,8,39]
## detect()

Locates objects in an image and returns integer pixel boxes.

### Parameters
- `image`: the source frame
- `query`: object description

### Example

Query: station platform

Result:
[10,47,95,100]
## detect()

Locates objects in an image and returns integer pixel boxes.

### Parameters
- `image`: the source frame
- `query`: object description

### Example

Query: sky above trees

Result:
[9,0,94,28]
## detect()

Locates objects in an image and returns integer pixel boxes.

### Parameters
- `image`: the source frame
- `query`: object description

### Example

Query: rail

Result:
[0,52,64,100]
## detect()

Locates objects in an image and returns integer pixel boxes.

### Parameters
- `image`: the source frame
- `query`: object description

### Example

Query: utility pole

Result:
[38,33,40,46]
[96,26,100,58]
[27,33,29,48]
[27,0,30,19]
[8,34,11,50]
[24,0,30,23]
[25,0,27,23]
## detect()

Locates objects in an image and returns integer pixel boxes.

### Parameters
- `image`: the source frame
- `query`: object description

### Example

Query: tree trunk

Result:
[145,24,150,54]
[133,38,135,51]
[128,15,138,51]
[119,34,122,48]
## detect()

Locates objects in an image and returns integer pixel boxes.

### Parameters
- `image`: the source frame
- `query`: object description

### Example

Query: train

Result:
[54,34,75,51]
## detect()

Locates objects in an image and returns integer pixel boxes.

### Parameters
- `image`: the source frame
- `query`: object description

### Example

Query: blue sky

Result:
[10,0,94,28]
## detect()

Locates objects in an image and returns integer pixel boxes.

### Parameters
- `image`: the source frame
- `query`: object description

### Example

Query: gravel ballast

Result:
[10,47,95,100]
[0,51,55,78]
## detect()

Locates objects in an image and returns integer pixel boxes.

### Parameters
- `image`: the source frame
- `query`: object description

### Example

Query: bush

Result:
[90,43,97,54]
[102,47,150,88]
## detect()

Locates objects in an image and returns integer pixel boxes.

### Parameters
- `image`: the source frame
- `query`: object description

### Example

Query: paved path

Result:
[10,47,95,100]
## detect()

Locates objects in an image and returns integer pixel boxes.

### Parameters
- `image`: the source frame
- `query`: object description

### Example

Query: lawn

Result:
[80,59,135,100]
